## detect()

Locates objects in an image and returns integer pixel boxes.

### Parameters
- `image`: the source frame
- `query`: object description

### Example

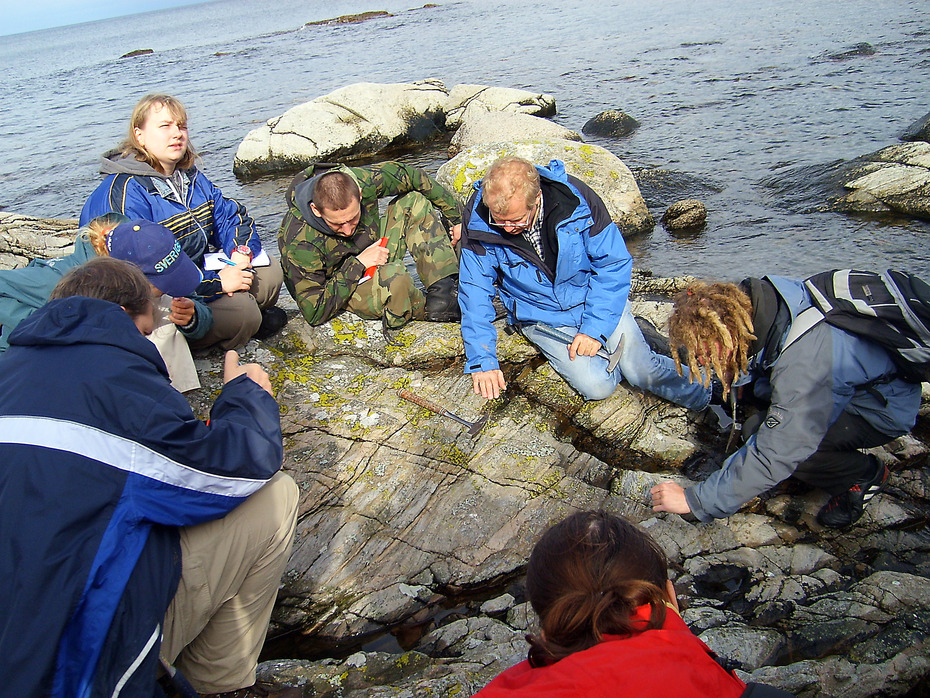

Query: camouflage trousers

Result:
[347,192,459,329]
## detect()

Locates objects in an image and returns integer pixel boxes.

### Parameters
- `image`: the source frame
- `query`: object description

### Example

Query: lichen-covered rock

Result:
[437,139,654,237]
[448,112,581,157]
[443,85,555,130]
[305,10,392,26]
[661,198,707,230]
[582,109,640,138]
[233,80,449,177]
[834,142,930,221]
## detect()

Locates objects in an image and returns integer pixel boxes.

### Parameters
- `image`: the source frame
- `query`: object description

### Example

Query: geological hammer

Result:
[530,323,625,373]
[398,389,488,436]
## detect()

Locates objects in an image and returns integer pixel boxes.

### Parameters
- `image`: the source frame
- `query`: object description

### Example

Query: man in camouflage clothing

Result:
[278,161,462,330]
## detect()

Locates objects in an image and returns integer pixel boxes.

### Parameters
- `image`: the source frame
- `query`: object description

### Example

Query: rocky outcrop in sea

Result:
[4,213,930,696]
[836,142,930,221]
[233,81,556,177]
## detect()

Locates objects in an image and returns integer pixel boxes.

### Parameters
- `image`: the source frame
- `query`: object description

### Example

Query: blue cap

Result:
[107,220,202,297]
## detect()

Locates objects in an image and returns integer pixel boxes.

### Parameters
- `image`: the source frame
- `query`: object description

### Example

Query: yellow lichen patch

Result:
[329,316,370,345]
[266,335,322,393]
[528,469,566,499]
[343,374,367,396]
[438,442,471,467]
[383,328,418,356]
[389,375,412,391]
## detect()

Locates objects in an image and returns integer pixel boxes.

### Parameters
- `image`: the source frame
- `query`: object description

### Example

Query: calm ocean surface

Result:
[1,0,928,281]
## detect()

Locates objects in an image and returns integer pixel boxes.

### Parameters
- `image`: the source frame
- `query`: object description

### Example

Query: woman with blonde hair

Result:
[80,93,286,349]
[474,511,788,697]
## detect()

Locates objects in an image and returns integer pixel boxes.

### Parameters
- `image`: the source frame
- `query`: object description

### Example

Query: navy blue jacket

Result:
[0,297,283,697]
[458,159,632,373]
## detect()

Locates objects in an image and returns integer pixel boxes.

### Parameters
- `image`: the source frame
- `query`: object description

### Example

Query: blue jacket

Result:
[459,160,632,373]
[0,297,283,697]
[80,154,263,301]
[686,276,921,521]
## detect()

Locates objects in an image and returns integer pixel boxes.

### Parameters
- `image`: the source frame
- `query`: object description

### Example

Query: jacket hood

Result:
[291,168,364,238]
[99,149,166,179]
[9,296,168,377]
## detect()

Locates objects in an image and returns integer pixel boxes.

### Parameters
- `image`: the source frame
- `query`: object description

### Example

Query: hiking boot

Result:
[816,456,890,528]
[253,306,288,340]
[202,681,302,698]
[424,275,461,322]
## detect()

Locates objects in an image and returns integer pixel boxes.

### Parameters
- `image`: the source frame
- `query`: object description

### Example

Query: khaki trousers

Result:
[161,471,299,694]
[192,259,284,351]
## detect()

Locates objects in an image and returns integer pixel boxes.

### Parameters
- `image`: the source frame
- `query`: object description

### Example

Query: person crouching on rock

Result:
[0,256,299,697]
[474,511,790,697]
[459,156,711,407]
[80,93,287,349]
[650,279,919,528]
[278,161,462,336]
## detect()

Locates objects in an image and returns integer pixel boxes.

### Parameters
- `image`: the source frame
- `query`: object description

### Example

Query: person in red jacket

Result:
[474,511,789,698]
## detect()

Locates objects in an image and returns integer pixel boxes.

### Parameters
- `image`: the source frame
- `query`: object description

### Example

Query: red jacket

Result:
[474,605,746,698]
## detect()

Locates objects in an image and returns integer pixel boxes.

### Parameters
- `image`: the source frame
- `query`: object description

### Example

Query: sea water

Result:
[1,0,928,280]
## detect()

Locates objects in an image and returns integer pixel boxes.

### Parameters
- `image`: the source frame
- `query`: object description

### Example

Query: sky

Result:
[2,0,207,37]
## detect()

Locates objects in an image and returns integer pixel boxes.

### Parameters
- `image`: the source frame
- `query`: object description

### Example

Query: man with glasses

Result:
[458,156,711,409]
[279,161,462,333]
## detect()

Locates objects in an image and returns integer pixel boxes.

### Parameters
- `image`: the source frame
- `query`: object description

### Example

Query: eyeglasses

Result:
[489,195,540,232]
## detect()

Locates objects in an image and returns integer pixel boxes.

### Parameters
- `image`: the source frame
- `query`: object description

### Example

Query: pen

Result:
[218,257,237,266]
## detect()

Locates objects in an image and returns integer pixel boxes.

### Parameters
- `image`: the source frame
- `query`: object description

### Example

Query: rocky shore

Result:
[3,212,930,696]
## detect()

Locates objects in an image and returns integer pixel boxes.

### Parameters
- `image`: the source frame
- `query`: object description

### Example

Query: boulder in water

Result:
[582,109,640,138]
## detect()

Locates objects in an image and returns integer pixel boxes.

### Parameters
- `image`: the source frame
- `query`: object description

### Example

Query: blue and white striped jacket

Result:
[0,296,282,697]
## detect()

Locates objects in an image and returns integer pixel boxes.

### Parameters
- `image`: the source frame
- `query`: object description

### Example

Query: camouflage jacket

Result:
[278,161,462,326]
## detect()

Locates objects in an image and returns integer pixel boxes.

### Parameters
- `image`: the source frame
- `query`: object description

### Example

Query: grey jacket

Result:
[685,276,921,521]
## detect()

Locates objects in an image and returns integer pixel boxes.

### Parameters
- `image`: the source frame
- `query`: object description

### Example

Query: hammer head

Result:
[468,413,489,437]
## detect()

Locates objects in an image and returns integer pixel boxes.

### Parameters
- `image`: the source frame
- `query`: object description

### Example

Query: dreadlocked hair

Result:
[668,281,755,400]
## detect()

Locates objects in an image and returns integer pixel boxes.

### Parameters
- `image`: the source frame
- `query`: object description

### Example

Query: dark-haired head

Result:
[312,171,361,213]
[50,257,155,333]
[525,511,672,667]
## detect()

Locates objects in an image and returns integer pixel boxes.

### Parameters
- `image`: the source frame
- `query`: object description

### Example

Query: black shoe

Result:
[424,275,461,322]
[253,306,288,340]
[816,456,889,528]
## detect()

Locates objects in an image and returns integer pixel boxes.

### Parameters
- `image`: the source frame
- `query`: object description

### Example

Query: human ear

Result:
[665,579,680,613]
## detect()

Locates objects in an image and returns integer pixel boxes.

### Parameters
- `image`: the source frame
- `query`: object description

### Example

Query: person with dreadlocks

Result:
[650,277,920,528]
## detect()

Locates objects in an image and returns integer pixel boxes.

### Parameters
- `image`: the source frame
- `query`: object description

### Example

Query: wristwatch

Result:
[233,245,253,261]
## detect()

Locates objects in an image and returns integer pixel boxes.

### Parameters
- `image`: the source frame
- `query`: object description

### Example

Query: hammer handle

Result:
[398,389,446,415]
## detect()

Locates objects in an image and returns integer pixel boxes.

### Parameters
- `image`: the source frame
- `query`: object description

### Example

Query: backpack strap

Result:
[781,306,825,353]
[781,301,896,404]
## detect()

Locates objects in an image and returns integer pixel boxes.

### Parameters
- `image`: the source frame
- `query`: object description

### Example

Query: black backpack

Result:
[782,269,930,383]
